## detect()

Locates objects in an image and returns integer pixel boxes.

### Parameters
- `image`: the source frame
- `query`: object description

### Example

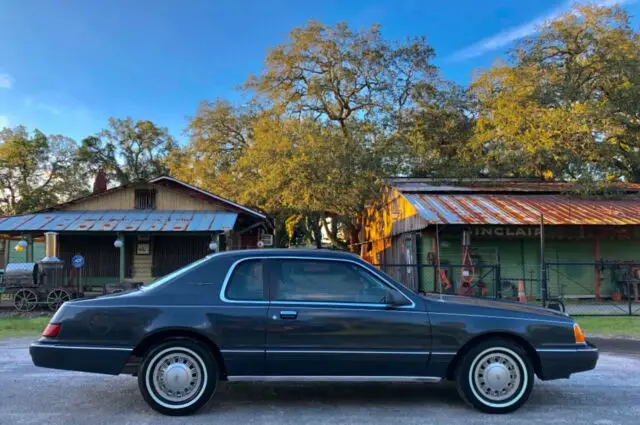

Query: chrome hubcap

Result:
[473,352,521,401]
[152,353,202,402]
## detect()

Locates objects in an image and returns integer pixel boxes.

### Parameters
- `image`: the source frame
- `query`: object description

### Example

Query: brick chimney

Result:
[92,170,108,194]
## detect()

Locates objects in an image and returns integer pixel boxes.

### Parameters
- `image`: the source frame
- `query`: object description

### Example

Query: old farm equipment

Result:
[1,260,79,312]
[0,232,79,312]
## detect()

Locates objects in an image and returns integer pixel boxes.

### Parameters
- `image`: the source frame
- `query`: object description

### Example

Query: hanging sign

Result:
[71,255,85,269]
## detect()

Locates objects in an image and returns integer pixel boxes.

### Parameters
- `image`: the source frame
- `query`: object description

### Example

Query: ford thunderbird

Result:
[30,249,598,415]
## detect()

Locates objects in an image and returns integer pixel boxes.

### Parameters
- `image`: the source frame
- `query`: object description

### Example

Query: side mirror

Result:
[385,291,411,309]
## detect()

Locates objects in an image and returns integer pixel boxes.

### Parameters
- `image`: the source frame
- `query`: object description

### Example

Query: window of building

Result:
[134,189,157,209]
[273,259,398,304]
[225,260,265,301]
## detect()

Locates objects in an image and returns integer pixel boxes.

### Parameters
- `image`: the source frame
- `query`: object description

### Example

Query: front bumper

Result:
[536,341,599,380]
[29,341,133,375]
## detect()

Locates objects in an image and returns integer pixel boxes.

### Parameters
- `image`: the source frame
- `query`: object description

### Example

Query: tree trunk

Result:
[321,217,347,250]
[308,214,323,249]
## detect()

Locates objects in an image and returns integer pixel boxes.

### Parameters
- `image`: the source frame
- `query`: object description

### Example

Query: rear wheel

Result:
[455,338,533,414]
[138,339,218,416]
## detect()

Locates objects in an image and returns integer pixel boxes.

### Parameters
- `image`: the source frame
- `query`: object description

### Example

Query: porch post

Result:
[594,237,601,300]
[118,232,125,283]
[26,234,33,263]
[3,239,9,266]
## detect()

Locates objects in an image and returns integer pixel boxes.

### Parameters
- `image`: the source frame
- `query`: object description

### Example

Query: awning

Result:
[0,210,238,232]
[403,194,640,225]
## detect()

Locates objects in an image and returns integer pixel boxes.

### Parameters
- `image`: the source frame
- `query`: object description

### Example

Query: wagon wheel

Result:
[47,289,71,311]
[14,289,38,312]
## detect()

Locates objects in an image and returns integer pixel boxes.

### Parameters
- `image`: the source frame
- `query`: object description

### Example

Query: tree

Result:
[398,83,477,177]
[246,21,436,136]
[0,126,88,214]
[79,117,177,185]
[230,116,380,248]
[242,21,438,247]
[168,100,256,191]
[470,4,640,181]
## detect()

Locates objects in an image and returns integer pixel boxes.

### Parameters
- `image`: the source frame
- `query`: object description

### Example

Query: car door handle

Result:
[279,310,298,320]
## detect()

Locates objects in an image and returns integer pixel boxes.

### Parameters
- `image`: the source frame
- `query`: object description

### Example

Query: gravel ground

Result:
[1,337,639,425]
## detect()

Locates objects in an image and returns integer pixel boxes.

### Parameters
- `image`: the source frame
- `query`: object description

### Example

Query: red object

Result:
[42,323,61,338]
[517,280,527,303]
[440,269,452,290]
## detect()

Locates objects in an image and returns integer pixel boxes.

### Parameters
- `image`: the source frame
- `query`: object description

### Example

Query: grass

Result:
[0,315,51,339]
[574,316,640,338]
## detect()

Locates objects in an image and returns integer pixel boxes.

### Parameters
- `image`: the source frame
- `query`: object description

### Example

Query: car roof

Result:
[209,248,362,261]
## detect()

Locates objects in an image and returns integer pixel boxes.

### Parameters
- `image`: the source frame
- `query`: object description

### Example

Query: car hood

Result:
[423,293,571,320]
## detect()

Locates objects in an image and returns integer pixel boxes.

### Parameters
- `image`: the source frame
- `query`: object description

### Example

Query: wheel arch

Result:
[130,328,227,379]
[445,331,542,380]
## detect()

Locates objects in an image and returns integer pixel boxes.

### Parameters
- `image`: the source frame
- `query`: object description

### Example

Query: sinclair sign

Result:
[472,227,541,238]
[471,226,633,239]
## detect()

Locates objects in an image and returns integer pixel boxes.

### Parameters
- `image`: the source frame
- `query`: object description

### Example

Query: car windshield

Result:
[139,255,212,291]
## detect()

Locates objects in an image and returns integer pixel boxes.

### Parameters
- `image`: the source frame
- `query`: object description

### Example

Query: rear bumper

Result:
[536,341,599,380]
[29,341,132,375]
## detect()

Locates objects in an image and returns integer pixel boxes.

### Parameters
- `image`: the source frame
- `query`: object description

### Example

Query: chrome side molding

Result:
[226,375,443,383]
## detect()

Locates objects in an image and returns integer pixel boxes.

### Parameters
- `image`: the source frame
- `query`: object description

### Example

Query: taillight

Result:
[573,322,586,344]
[42,323,61,338]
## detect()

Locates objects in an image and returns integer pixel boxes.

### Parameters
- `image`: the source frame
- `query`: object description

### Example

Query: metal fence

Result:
[376,261,640,316]
[544,261,640,316]
[377,263,506,299]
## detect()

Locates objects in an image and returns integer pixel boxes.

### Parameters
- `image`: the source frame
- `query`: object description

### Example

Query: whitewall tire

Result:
[455,338,534,413]
[138,339,218,416]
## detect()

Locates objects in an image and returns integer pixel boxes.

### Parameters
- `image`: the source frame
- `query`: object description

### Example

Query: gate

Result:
[545,261,640,316]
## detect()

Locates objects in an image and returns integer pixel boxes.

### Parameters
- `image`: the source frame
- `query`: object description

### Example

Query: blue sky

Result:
[1,0,639,142]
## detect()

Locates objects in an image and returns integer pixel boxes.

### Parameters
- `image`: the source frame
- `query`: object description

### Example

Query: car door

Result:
[265,257,431,377]
[217,258,269,376]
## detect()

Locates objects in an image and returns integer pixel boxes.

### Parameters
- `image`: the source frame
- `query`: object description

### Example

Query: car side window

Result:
[225,260,265,301]
[273,259,399,304]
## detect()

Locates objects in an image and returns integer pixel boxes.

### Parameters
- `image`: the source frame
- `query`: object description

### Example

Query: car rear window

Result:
[225,260,265,301]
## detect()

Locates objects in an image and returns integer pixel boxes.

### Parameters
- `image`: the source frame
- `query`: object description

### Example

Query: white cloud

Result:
[0,115,9,129]
[446,0,638,62]
[0,73,13,89]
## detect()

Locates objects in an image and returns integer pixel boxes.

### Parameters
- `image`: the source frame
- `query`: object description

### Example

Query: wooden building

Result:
[359,178,640,301]
[0,176,270,285]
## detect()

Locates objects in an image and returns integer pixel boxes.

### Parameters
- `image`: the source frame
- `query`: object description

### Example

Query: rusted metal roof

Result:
[0,210,237,232]
[389,178,640,194]
[403,194,640,225]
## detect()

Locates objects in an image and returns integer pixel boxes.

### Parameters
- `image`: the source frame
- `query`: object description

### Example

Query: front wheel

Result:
[455,338,534,414]
[138,339,218,416]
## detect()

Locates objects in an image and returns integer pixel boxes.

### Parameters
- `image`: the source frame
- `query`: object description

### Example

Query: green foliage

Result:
[0,126,89,214]
[397,83,477,177]
[79,117,177,185]
[470,4,640,181]
[246,20,436,131]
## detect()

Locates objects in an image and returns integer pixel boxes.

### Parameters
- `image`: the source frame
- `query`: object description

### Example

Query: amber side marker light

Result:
[42,323,61,338]
[574,322,586,344]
